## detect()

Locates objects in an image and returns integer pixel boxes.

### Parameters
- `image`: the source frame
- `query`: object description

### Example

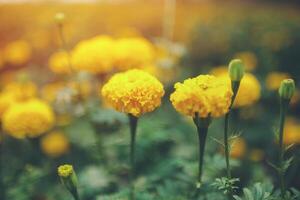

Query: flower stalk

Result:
[58,164,80,200]
[193,113,211,188]
[128,114,138,200]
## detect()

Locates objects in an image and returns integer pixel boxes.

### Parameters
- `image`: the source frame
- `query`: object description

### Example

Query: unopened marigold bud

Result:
[228,59,244,82]
[58,164,78,195]
[279,79,295,100]
[54,12,65,25]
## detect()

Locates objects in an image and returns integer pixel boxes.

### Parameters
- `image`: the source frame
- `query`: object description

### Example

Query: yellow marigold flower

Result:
[2,99,55,139]
[48,50,72,74]
[234,51,257,71]
[170,75,233,118]
[283,118,300,145]
[58,164,74,178]
[41,131,70,157]
[4,40,32,66]
[0,93,16,119]
[101,69,164,117]
[266,72,291,91]
[230,138,246,158]
[72,35,115,74]
[114,37,155,71]
[3,81,37,101]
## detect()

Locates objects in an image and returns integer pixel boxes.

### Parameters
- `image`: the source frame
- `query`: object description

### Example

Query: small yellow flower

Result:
[101,69,165,117]
[58,164,74,178]
[72,35,115,74]
[48,50,72,74]
[2,99,55,139]
[266,72,291,91]
[3,81,37,101]
[230,138,246,158]
[4,40,32,66]
[283,118,300,145]
[170,75,233,117]
[234,51,257,71]
[114,37,155,71]
[41,131,70,157]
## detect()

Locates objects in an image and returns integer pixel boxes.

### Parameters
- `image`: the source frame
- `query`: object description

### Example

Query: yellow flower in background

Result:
[3,81,37,101]
[283,118,300,145]
[4,40,32,66]
[230,137,246,158]
[170,75,233,117]
[114,37,155,71]
[0,93,16,119]
[2,99,55,139]
[234,51,257,71]
[266,72,291,91]
[72,35,115,74]
[41,131,70,157]
[101,69,164,117]
[233,73,261,107]
[48,50,72,74]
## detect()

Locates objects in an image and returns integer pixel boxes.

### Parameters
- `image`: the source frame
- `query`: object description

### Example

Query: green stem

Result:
[128,114,138,200]
[278,99,289,197]
[71,189,80,200]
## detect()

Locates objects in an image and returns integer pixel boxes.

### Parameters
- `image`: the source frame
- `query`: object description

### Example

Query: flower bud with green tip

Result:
[58,164,80,200]
[228,59,244,82]
[279,79,295,101]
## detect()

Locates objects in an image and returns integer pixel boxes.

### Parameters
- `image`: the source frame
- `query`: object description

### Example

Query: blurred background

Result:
[0,0,299,199]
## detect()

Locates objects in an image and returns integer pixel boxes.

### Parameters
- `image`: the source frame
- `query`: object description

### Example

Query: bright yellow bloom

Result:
[230,137,246,158]
[2,99,55,139]
[101,69,164,117]
[48,50,72,74]
[234,51,257,71]
[72,35,115,74]
[114,37,155,71]
[283,118,300,145]
[41,131,70,157]
[170,75,233,118]
[3,81,37,101]
[0,93,16,119]
[233,73,261,107]
[266,72,291,91]
[4,40,32,66]
[58,164,74,178]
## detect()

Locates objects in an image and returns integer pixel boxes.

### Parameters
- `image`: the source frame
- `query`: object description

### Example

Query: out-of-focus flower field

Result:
[0,1,300,200]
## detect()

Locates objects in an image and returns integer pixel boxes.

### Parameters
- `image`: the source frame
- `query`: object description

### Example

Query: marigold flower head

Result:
[41,131,70,157]
[114,37,155,71]
[72,35,115,74]
[266,72,291,91]
[48,50,72,74]
[2,99,55,139]
[58,164,74,178]
[4,40,32,66]
[170,75,233,118]
[3,81,37,101]
[101,69,164,117]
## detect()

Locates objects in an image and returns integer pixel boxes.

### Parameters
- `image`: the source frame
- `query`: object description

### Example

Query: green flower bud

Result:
[58,164,78,195]
[279,79,295,100]
[228,59,245,82]
[54,12,65,25]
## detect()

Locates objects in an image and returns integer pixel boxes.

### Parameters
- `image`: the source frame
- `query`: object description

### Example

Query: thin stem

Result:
[278,99,288,197]
[128,114,138,200]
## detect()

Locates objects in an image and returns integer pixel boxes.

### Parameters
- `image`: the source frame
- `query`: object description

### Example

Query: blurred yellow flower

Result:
[2,99,55,139]
[72,35,115,74]
[170,75,233,117]
[4,40,32,66]
[101,69,164,117]
[0,93,16,119]
[283,118,300,145]
[41,131,70,157]
[234,51,257,71]
[48,50,72,74]
[266,72,291,91]
[230,137,246,158]
[114,37,155,71]
[3,81,37,101]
